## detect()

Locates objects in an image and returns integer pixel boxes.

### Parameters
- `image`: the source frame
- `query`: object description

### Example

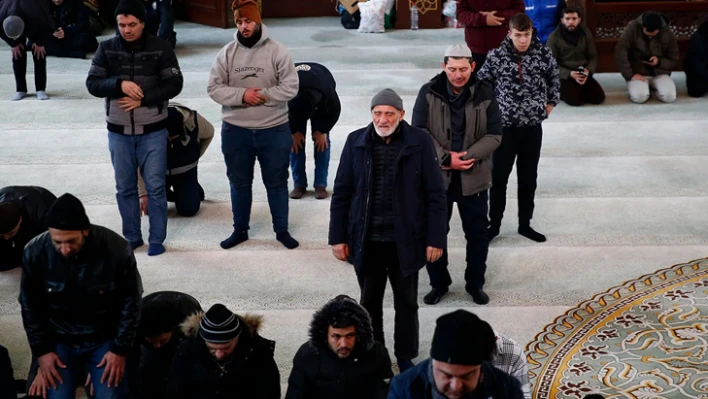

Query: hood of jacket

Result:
[308,295,375,353]
[181,311,265,338]
[232,23,270,48]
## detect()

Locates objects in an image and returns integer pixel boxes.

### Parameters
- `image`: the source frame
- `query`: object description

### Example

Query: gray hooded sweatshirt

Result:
[207,24,299,129]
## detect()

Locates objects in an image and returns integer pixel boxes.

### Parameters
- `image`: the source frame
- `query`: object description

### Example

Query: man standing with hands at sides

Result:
[329,89,447,373]
[456,0,525,73]
[413,45,502,306]
[478,13,560,243]
[208,0,300,250]
[87,0,183,257]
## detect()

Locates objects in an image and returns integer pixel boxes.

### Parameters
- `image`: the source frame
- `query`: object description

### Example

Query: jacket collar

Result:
[354,121,421,148]
[428,72,476,103]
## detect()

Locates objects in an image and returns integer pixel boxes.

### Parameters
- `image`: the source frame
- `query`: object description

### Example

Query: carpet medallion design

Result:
[526,259,708,398]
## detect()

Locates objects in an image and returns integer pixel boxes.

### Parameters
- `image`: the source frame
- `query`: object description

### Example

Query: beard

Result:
[374,118,401,138]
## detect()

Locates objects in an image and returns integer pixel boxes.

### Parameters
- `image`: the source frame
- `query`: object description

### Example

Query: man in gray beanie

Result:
[388,310,524,399]
[0,0,55,100]
[329,88,447,373]
[20,193,143,399]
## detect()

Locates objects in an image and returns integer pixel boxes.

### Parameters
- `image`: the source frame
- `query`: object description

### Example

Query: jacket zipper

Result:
[130,50,136,135]
[360,150,373,252]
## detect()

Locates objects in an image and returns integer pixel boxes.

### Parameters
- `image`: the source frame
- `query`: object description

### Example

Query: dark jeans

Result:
[472,52,487,78]
[686,71,708,98]
[560,76,606,106]
[0,34,47,92]
[46,342,127,399]
[166,167,202,217]
[489,125,543,228]
[289,132,330,188]
[426,175,489,290]
[221,122,293,233]
[357,241,419,361]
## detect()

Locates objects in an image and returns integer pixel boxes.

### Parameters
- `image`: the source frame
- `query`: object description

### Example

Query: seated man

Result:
[285,295,392,399]
[0,185,57,271]
[46,0,98,59]
[547,6,606,106]
[167,304,281,399]
[615,11,679,104]
[138,103,214,217]
[288,62,341,200]
[685,20,708,98]
[388,310,524,399]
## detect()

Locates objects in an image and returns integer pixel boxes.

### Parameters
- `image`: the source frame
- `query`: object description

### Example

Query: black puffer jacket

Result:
[19,225,143,358]
[0,186,56,271]
[285,296,393,399]
[0,0,54,46]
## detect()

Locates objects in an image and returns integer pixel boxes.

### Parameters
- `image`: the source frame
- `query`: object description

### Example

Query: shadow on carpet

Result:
[526,258,708,398]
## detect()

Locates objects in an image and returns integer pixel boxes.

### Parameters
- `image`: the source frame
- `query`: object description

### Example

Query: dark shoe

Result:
[276,231,300,249]
[488,224,500,242]
[397,359,415,373]
[423,287,449,305]
[221,230,249,249]
[519,225,547,243]
[314,186,329,199]
[147,243,166,256]
[129,239,144,250]
[467,288,490,305]
[289,186,306,199]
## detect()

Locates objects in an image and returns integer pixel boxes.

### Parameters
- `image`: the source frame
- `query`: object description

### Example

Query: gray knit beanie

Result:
[370,88,403,111]
[3,16,25,40]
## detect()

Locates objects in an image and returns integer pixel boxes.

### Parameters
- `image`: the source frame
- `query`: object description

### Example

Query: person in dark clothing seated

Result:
[46,0,98,59]
[0,186,57,272]
[685,20,708,98]
[288,62,342,200]
[285,295,392,399]
[388,310,524,399]
[166,303,281,399]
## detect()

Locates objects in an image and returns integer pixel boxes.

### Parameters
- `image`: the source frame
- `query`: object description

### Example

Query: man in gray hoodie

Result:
[208,0,299,250]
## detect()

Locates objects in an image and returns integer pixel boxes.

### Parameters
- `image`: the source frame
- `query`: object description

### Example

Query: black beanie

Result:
[642,12,665,32]
[45,194,90,231]
[431,310,496,366]
[0,202,22,235]
[199,304,243,343]
[115,0,146,21]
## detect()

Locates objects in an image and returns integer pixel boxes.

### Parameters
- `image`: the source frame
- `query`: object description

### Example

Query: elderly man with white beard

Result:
[329,88,448,373]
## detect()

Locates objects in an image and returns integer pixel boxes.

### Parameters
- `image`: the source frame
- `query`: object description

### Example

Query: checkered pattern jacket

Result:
[493,333,531,399]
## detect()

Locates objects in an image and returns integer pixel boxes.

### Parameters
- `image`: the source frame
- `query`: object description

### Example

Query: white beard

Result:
[374,118,401,138]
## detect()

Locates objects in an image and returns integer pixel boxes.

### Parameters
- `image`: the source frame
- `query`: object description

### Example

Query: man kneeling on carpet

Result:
[285,295,392,399]
[388,310,524,399]
[166,303,281,399]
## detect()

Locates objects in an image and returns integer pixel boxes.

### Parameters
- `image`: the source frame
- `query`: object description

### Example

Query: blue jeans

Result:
[47,342,127,399]
[289,133,330,188]
[108,130,168,244]
[221,122,292,233]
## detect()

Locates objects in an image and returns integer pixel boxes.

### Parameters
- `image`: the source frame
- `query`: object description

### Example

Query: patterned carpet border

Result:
[525,258,708,398]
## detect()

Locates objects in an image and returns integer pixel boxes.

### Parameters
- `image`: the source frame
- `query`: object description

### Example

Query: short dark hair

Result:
[139,302,182,338]
[443,56,473,65]
[509,13,533,32]
[562,6,582,18]
[330,315,357,330]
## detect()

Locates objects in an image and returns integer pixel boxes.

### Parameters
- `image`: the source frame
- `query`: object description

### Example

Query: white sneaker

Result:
[11,91,27,101]
[36,90,49,100]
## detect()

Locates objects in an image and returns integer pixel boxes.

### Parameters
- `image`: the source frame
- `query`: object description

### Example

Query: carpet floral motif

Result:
[526,259,708,398]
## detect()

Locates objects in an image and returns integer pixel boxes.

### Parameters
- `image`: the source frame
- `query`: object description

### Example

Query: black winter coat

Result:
[19,225,144,358]
[0,186,56,271]
[0,0,54,46]
[290,62,341,135]
[50,0,89,39]
[329,121,448,276]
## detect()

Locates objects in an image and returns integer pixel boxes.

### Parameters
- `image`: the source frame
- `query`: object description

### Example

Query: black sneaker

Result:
[423,287,449,305]
[397,358,415,373]
[466,288,490,305]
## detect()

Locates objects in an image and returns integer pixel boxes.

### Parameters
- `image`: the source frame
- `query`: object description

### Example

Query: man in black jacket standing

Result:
[46,0,98,59]
[86,0,183,257]
[19,193,143,399]
[0,185,57,272]
[285,295,392,399]
[288,62,342,200]
[329,89,447,373]
[0,0,54,100]
[413,45,502,306]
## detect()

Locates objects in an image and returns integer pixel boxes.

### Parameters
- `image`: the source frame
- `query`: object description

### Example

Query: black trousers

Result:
[166,167,203,217]
[0,34,47,93]
[489,125,543,228]
[426,174,489,290]
[560,76,606,106]
[686,71,708,98]
[357,241,419,361]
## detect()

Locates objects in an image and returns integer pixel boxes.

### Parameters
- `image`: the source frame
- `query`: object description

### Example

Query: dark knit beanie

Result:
[232,0,261,25]
[115,0,146,21]
[642,12,665,32]
[431,310,496,366]
[371,88,403,111]
[0,202,22,235]
[45,194,90,231]
[200,304,243,343]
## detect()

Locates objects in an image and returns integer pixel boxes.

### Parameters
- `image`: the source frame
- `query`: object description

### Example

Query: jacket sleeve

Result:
[157,0,175,42]
[86,42,124,99]
[284,346,309,399]
[19,247,55,358]
[196,112,215,157]
[586,33,599,74]
[109,249,143,356]
[207,46,246,107]
[311,95,342,134]
[261,45,299,105]
[547,32,572,80]
[260,352,281,399]
[545,48,561,106]
[476,51,497,82]
[456,0,487,28]
[328,134,356,245]
[659,29,680,72]
[64,1,90,37]
[374,345,394,399]
[141,45,183,106]
[614,25,635,81]
[463,94,502,160]
[497,0,526,20]
[412,86,449,167]
[421,134,448,250]
[0,346,15,399]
